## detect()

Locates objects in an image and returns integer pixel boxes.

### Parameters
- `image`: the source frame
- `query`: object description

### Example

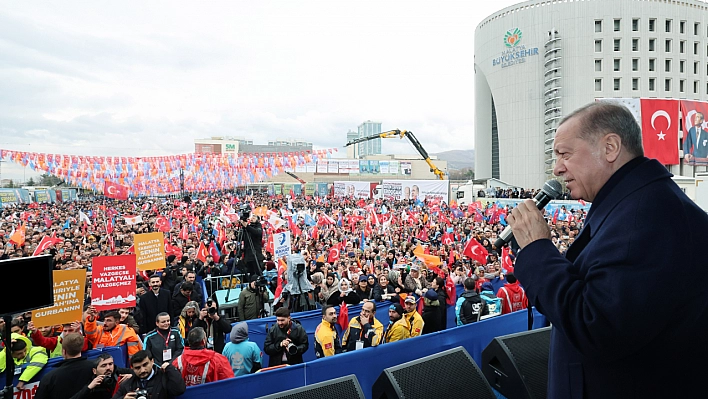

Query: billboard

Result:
[333,181,373,199]
[0,189,31,205]
[194,143,221,154]
[382,180,450,203]
[400,162,412,175]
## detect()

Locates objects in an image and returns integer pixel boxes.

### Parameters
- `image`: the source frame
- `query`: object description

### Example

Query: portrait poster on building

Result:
[134,232,166,271]
[273,231,292,258]
[33,269,86,328]
[359,161,370,174]
[382,180,450,203]
[91,255,137,311]
[680,100,708,165]
[400,162,412,175]
[369,160,380,174]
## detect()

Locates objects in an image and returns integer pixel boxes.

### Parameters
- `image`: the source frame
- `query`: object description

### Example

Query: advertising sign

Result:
[333,181,372,199]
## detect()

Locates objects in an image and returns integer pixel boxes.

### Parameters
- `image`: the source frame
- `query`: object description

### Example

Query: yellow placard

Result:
[33,269,87,328]
[134,232,166,271]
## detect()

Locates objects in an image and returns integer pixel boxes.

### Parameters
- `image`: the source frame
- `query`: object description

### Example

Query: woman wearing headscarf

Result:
[326,278,360,306]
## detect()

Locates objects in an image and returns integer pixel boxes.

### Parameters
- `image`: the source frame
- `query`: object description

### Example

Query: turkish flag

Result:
[208,241,221,263]
[328,242,340,263]
[32,235,63,256]
[179,224,189,241]
[462,238,488,265]
[104,180,129,200]
[441,232,454,246]
[445,274,456,306]
[105,218,114,235]
[196,242,208,263]
[155,216,170,233]
[337,302,349,331]
[640,99,679,165]
[501,246,515,274]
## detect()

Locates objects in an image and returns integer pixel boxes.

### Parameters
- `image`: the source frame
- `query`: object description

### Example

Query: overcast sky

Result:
[0,0,522,181]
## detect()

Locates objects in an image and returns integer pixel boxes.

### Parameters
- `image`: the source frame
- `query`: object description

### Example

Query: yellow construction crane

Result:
[345,129,446,180]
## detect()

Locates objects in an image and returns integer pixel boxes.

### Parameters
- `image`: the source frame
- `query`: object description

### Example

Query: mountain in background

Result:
[431,149,474,171]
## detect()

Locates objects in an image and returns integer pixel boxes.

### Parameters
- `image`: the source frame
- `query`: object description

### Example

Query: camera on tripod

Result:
[239,203,252,221]
[295,263,306,276]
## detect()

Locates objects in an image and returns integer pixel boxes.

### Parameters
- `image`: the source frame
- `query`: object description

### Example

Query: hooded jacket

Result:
[222,323,262,376]
[0,333,48,383]
[455,290,489,325]
[496,281,528,314]
[172,347,234,386]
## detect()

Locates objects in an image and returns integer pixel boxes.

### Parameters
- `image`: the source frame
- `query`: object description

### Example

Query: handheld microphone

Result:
[494,179,563,249]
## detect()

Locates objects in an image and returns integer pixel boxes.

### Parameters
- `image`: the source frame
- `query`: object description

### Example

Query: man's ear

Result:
[604,133,622,163]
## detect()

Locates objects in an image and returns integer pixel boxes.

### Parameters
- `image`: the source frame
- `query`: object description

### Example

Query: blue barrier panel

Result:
[176,363,307,399]
[178,309,547,399]
[0,345,125,387]
[304,309,548,399]
[235,301,393,365]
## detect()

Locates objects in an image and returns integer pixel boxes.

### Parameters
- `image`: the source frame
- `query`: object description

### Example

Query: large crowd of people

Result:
[0,188,585,397]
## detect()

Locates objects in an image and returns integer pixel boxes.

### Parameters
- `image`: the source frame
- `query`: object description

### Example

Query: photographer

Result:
[238,275,270,321]
[70,353,134,399]
[263,307,308,367]
[112,350,185,399]
[193,298,231,353]
[239,213,264,278]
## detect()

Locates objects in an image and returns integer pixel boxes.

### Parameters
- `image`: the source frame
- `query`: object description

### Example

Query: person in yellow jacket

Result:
[0,333,48,389]
[83,306,142,358]
[342,301,384,351]
[314,305,342,358]
[383,304,410,343]
[403,296,425,338]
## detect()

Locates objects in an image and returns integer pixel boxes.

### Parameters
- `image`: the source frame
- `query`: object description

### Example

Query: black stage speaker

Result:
[372,346,495,399]
[481,326,551,399]
[255,374,365,399]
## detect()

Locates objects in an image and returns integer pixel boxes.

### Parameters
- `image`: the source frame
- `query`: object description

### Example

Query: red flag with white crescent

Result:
[640,98,679,165]
[462,238,488,265]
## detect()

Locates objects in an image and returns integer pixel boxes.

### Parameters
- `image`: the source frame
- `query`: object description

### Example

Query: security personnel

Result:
[314,305,342,358]
[403,296,425,338]
[143,313,184,365]
[0,333,49,389]
[383,304,410,343]
[342,301,383,351]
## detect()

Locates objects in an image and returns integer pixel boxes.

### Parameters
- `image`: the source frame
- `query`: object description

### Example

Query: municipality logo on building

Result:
[493,27,538,68]
[504,28,522,47]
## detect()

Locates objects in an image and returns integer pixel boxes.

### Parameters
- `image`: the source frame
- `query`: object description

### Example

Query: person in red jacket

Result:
[496,273,528,314]
[171,327,234,386]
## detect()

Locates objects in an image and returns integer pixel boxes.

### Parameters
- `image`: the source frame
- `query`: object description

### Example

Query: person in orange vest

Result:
[83,306,143,359]
[496,273,528,315]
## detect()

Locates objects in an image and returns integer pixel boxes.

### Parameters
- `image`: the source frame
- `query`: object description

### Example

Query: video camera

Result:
[239,203,252,221]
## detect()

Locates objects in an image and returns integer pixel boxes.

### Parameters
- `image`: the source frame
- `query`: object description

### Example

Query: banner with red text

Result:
[91,255,136,311]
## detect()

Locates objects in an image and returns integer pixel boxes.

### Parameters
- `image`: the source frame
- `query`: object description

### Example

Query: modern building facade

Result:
[475,0,708,189]
[357,120,382,157]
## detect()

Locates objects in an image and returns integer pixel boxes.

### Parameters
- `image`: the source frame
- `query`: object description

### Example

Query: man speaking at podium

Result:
[507,102,708,399]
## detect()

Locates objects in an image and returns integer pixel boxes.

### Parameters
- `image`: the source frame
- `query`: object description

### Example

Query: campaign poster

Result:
[369,160,380,174]
[33,269,86,328]
[134,232,166,271]
[333,181,372,199]
[380,161,390,174]
[400,162,412,175]
[327,160,339,174]
[389,160,400,175]
[35,190,51,203]
[306,162,317,173]
[91,255,137,311]
[359,161,370,174]
[382,180,450,203]
[295,164,306,173]
[316,161,328,173]
[273,231,292,258]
